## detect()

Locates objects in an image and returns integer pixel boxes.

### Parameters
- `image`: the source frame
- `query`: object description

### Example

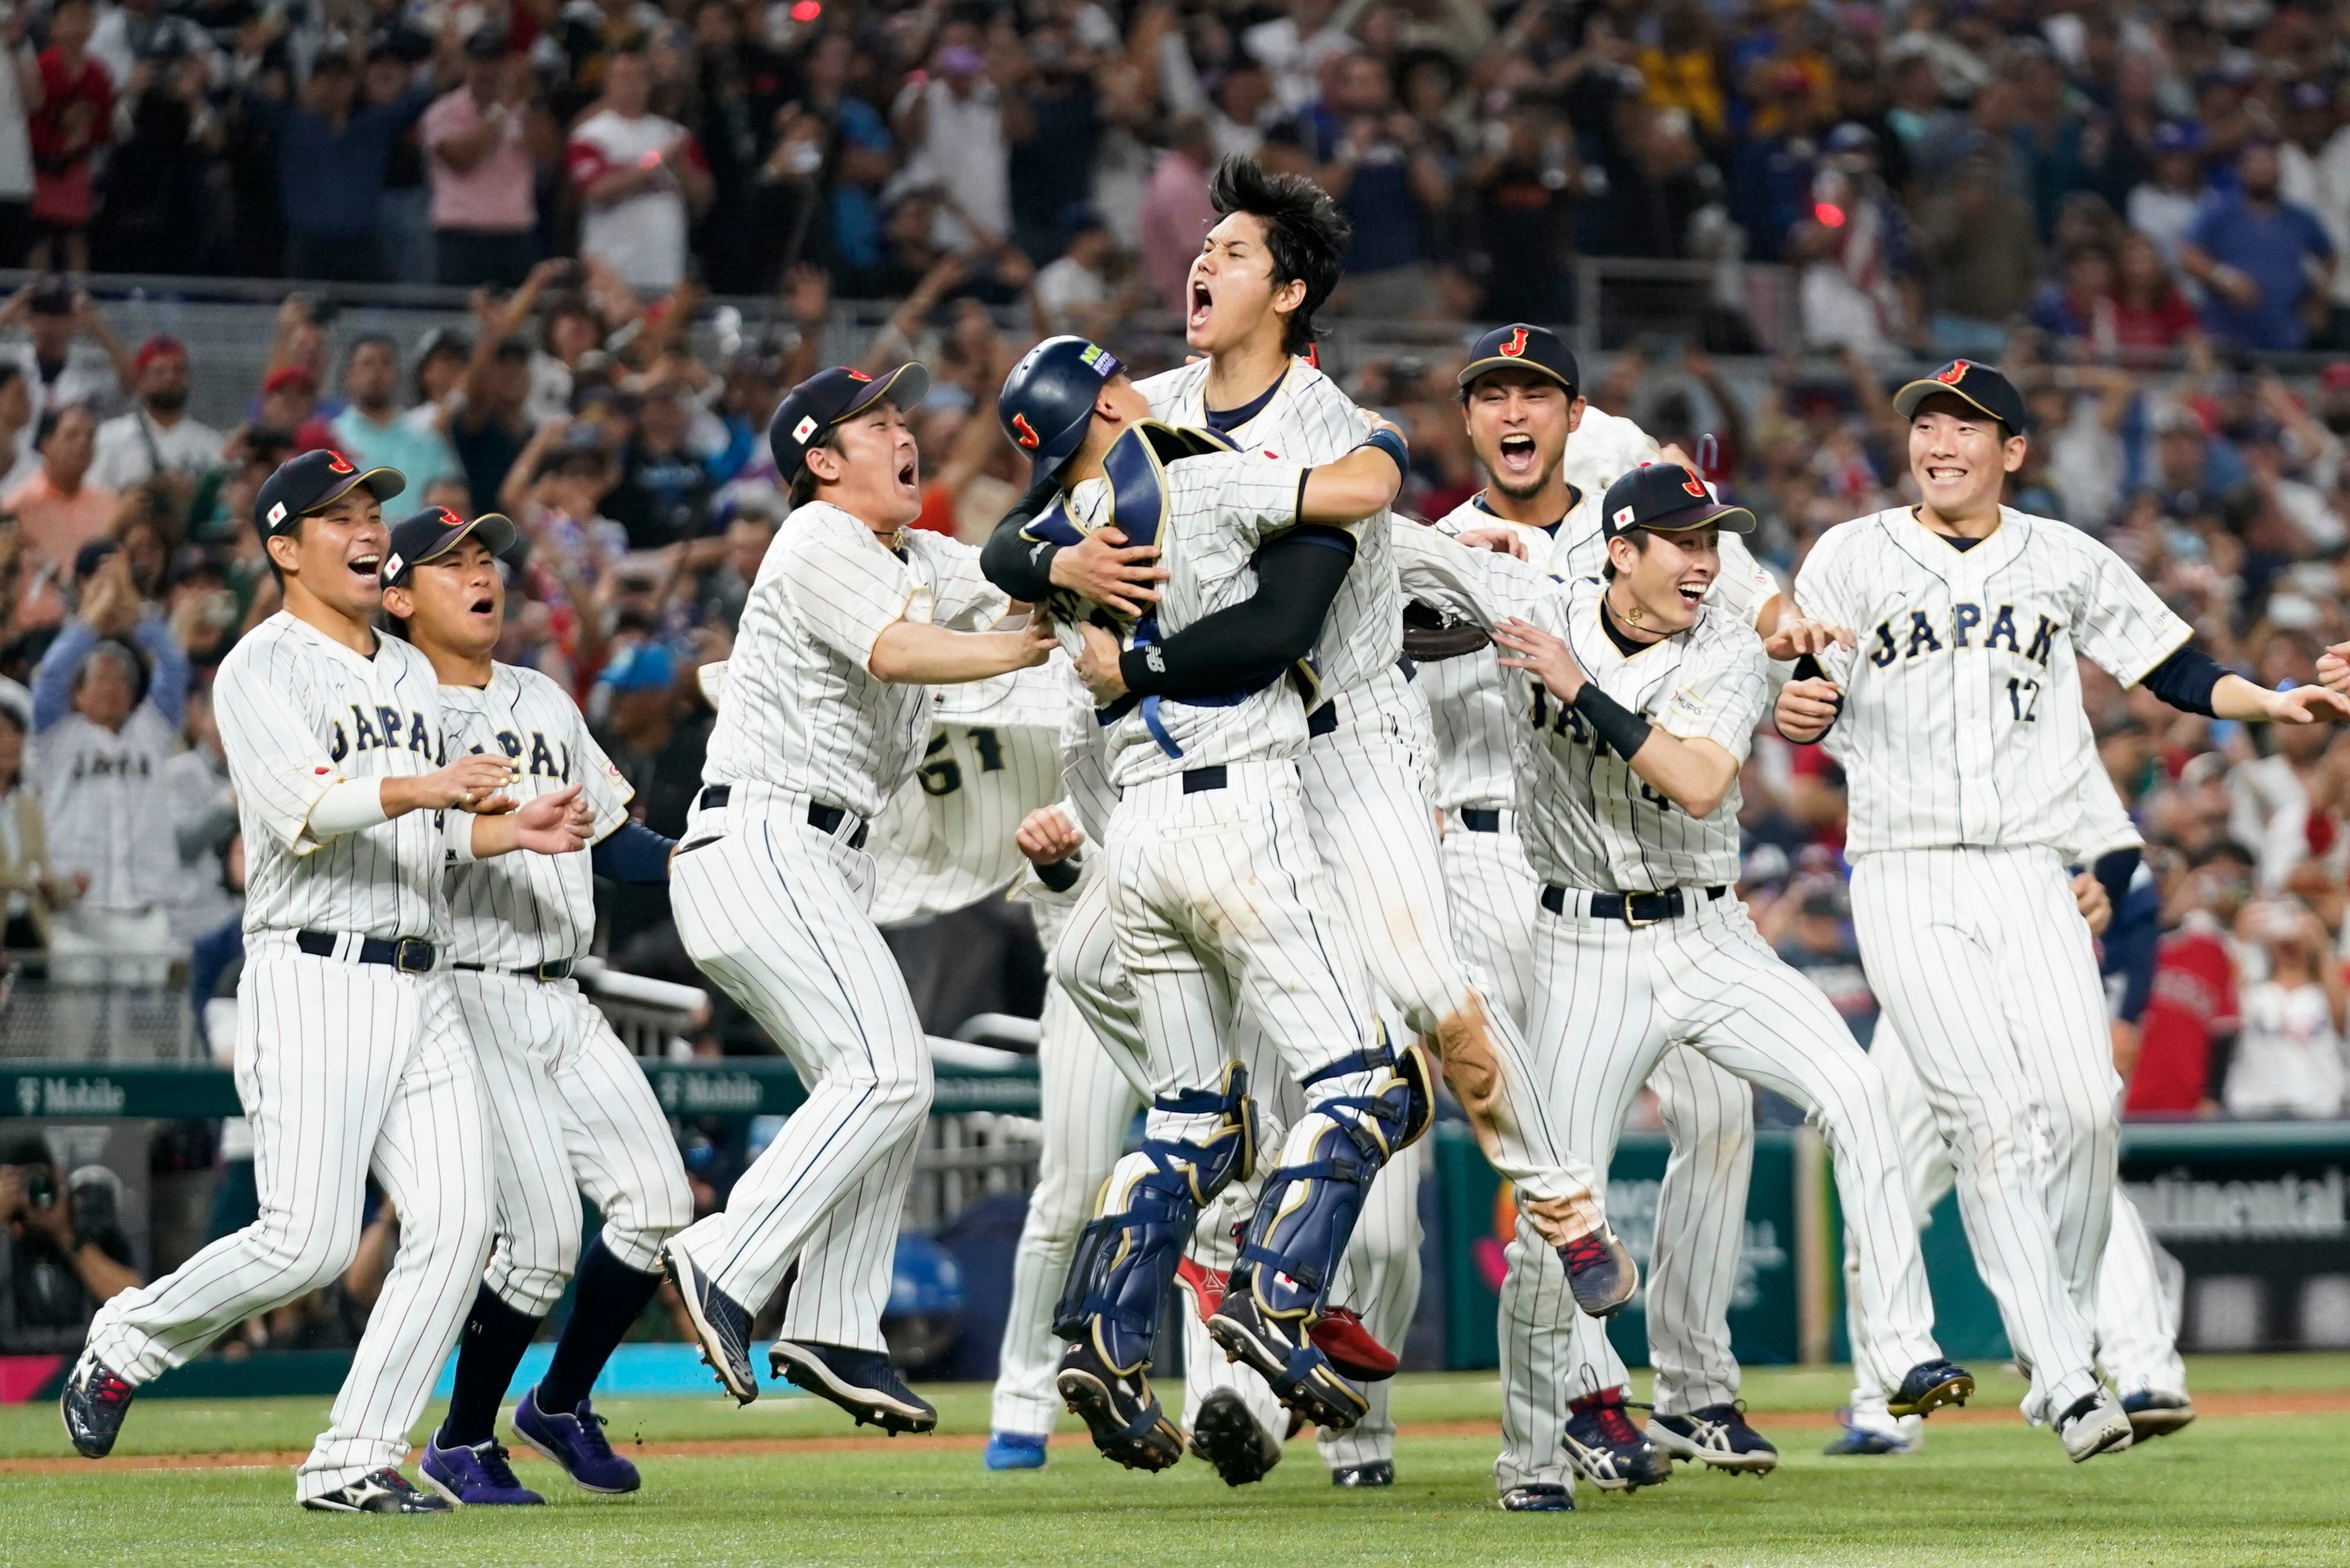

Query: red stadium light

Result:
[1814,201,1846,228]
[790,1,821,19]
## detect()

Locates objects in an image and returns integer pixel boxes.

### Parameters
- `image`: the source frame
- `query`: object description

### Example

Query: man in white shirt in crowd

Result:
[1032,208,1124,340]
[89,336,224,493]
[565,45,709,293]
[0,278,131,454]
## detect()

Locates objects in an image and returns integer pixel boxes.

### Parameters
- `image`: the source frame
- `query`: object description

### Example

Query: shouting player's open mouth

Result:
[1188,278,1214,337]
[348,549,382,589]
[1496,433,1539,481]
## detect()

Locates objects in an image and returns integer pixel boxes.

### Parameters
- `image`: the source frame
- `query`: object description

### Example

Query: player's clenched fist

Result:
[1015,805,1084,868]
[509,783,595,855]
[1774,677,1841,743]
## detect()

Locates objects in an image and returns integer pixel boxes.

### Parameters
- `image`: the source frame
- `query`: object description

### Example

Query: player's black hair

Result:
[787,427,846,509]
[1208,155,1352,358]
[1601,528,1651,581]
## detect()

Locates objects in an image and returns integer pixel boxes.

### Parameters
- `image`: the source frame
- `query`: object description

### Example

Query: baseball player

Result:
[659,364,1053,1426]
[1773,358,2347,1459]
[62,451,592,1512]
[1399,463,1977,1511]
[371,506,695,1505]
[1834,775,2193,1454]
[986,163,1635,1482]
[1415,324,1792,1496]
[987,333,1436,1473]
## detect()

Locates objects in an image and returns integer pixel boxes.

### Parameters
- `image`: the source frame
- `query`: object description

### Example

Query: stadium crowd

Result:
[8,0,2350,1353]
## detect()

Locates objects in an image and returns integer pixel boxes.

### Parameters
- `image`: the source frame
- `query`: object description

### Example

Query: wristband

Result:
[1357,426,1408,477]
[443,807,480,864]
[1571,683,1653,761]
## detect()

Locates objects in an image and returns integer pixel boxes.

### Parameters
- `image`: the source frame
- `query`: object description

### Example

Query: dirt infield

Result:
[4,1387,2346,1476]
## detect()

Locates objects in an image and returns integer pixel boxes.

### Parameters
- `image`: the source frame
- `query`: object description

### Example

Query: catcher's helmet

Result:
[997,335,1123,480]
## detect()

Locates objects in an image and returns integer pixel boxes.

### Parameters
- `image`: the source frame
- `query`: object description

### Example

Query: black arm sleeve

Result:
[2139,643,2227,715]
[590,821,677,883]
[1034,855,1082,893]
[2092,846,2142,911]
[978,473,1068,601]
[1117,527,1357,699]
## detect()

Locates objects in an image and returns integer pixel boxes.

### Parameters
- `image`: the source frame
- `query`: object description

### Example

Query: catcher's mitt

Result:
[1402,600,1492,660]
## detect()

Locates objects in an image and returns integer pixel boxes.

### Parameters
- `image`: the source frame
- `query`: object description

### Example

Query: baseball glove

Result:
[1401,600,1492,660]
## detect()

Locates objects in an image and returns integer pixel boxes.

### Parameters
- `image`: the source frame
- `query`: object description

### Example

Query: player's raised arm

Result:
[1296,413,1408,526]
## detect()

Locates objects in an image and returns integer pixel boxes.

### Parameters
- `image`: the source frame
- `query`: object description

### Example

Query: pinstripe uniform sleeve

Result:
[1654,623,1772,763]
[1710,530,1782,630]
[1209,452,1311,546]
[917,533,1015,631]
[1390,519,1550,627]
[572,706,637,842]
[214,651,348,857]
[776,512,927,667]
[1792,522,1865,686]
[2072,536,2193,687]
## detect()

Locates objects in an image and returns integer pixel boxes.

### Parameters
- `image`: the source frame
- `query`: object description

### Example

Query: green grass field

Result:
[5,1356,2346,1567]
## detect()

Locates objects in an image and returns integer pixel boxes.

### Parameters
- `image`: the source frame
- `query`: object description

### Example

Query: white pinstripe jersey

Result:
[1065,438,1323,787]
[1519,578,1769,891]
[1795,506,2190,857]
[868,660,1069,924]
[701,500,1009,822]
[30,707,181,911]
[1057,658,1117,845]
[1138,357,1400,698]
[1415,425,1778,812]
[439,663,635,967]
[214,612,455,940]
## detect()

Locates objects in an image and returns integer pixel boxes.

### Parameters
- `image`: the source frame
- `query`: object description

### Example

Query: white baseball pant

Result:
[1849,846,2117,1425]
[1501,890,1942,1492]
[1443,821,1753,1464]
[666,793,932,1345]
[1842,1016,2185,1437]
[86,938,494,1501]
[990,974,1141,1438]
[452,971,695,1314]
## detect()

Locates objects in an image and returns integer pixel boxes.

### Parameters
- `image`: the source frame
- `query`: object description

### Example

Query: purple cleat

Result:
[513,1385,642,1494]
[419,1433,545,1506]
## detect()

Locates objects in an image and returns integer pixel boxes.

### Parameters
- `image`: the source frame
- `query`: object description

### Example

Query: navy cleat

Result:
[983,1430,1048,1470]
[769,1340,937,1433]
[1187,1387,1280,1487]
[59,1350,134,1459]
[301,1468,452,1514]
[662,1243,757,1404]
[1208,1284,1369,1432]
[1888,1357,1974,1418]
[1055,1336,1183,1471]
[1556,1225,1638,1318]
[1823,1408,1918,1456]
[513,1386,640,1493]
[1562,1391,1673,1492]
[2122,1390,2196,1440]
[1331,1459,1394,1487]
[1647,1403,1779,1474]
[420,1434,544,1506]
[1500,1483,1575,1512]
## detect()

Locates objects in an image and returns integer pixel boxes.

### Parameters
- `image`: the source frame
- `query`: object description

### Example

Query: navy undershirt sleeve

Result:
[1117,527,1357,697]
[2139,644,2226,715]
[591,821,677,883]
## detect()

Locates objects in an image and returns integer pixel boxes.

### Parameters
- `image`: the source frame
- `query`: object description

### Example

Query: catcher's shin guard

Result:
[1051,1064,1256,1371]
[1210,1044,1433,1430]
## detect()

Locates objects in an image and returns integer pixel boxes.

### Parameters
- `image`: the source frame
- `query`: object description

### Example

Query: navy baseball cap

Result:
[997,335,1123,479]
[1600,463,1755,542]
[1457,323,1579,396]
[768,362,931,484]
[380,506,517,587]
[254,448,404,535]
[1891,358,2031,436]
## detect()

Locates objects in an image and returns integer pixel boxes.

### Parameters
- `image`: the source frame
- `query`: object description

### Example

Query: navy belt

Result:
[1183,766,1227,794]
[698,785,868,850]
[1458,808,1503,833]
[296,931,436,972]
[1397,653,1417,681]
[453,959,576,981]
[1539,884,1726,927]
[1307,702,1337,738]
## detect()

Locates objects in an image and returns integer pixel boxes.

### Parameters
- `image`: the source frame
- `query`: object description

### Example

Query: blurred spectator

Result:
[6,405,119,621]
[605,375,715,551]
[1005,21,1098,266]
[88,0,214,91]
[0,684,74,948]
[1,279,131,443]
[96,39,224,276]
[89,336,222,493]
[0,1137,143,1353]
[28,0,109,274]
[2127,121,2211,273]
[244,41,436,285]
[1139,115,1217,315]
[2225,900,2349,1119]
[1770,879,1877,1044]
[1466,95,1572,323]
[2128,844,2248,1117]
[1032,208,1123,339]
[1916,152,2040,358]
[328,334,459,514]
[687,0,796,294]
[2280,81,2350,351]
[1307,54,1446,314]
[569,45,711,293]
[446,322,535,517]
[0,8,30,269]
[160,683,236,946]
[422,29,539,289]
[2179,142,2335,354]
[891,27,1023,255]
